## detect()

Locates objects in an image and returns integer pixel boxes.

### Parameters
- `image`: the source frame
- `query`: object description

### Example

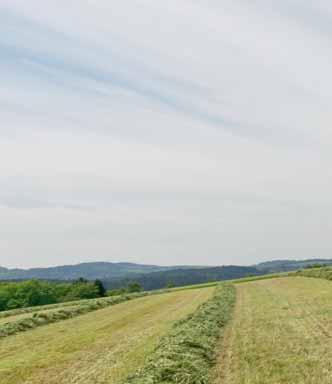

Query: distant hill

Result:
[104,265,264,291]
[0,262,194,281]
[255,259,332,273]
[2,258,331,288]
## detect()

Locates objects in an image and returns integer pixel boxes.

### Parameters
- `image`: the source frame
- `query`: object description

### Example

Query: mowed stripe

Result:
[213,277,332,384]
[0,287,214,384]
[0,304,83,326]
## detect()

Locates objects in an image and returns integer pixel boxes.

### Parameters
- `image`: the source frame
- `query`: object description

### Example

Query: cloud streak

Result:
[0,0,332,267]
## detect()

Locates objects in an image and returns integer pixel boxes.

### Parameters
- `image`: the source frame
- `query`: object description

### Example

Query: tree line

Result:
[0,278,106,311]
[104,265,263,291]
[0,278,145,312]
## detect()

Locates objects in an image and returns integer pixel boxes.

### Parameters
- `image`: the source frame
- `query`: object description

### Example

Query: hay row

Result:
[0,291,154,338]
[124,283,236,384]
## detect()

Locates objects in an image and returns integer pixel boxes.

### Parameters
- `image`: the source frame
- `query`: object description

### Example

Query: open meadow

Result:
[3,275,332,384]
[214,277,332,384]
[0,303,89,327]
[0,287,214,384]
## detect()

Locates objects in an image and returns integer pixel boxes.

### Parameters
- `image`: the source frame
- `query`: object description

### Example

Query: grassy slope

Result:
[292,266,332,281]
[0,271,284,321]
[166,271,288,292]
[0,304,83,326]
[0,287,214,384]
[213,277,332,384]
[0,297,92,319]
[0,274,280,329]
[0,292,158,338]
[125,284,235,384]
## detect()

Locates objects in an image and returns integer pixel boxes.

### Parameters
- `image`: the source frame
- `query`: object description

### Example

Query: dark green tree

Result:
[94,279,106,297]
[166,281,174,289]
[127,282,142,293]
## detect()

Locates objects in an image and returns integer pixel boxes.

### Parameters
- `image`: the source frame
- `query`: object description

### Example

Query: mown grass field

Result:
[0,291,165,338]
[0,275,282,340]
[0,297,89,320]
[3,274,332,384]
[124,283,235,384]
[213,277,332,384]
[0,304,83,326]
[0,287,214,384]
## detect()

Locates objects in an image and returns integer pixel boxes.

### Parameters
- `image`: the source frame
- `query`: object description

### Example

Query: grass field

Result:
[0,272,284,324]
[0,278,264,339]
[125,284,235,384]
[0,304,84,326]
[0,297,89,319]
[0,287,214,384]
[213,277,332,384]
[0,292,160,338]
[4,275,332,384]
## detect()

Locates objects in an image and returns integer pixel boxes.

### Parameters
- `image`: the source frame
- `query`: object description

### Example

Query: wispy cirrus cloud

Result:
[0,1,332,267]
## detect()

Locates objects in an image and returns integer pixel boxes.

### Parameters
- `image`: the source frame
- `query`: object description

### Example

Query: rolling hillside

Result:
[2,258,331,282]
[213,277,332,383]
[0,287,214,384]
[105,265,264,290]
[2,272,332,383]
[0,262,194,281]
[255,258,332,272]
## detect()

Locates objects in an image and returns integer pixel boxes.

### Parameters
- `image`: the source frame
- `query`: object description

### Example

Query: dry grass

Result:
[0,304,84,326]
[0,292,158,338]
[125,284,235,384]
[0,287,214,384]
[213,277,332,384]
[0,298,87,320]
[292,266,332,281]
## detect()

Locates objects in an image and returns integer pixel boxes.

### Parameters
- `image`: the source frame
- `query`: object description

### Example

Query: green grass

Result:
[0,296,93,319]
[5,274,330,384]
[164,272,286,293]
[213,277,332,384]
[124,284,235,384]
[0,304,84,326]
[0,291,159,338]
[0,271,289,340]
[169,281,221,291]
[0,271,284,321]
[0,287,214,384]
[230,271,289,284]
[0,275,265,323]
[291,266,332,281]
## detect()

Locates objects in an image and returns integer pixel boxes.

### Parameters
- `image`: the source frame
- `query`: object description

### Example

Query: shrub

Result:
[127,282,142,293]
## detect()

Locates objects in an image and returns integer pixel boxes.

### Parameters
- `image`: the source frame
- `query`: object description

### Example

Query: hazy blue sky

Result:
[1,1,332,268]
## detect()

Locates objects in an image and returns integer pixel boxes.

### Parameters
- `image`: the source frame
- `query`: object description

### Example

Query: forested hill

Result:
[104,265,264,291]
[0,262,194,281]
[2,259,332,286]
[255,259,332,272]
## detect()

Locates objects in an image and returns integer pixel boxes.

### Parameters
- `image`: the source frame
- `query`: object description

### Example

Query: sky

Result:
[1,1,332,268]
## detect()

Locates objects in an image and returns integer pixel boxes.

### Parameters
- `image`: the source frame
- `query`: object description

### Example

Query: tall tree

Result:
[94,279,106,297]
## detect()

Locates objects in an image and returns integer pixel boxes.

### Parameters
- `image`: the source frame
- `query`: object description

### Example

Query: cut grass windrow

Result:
[124,283,235,384]
[0,273,283,322]
[0,297,92,319]
[0,291,161,338]
[0,288,214,384]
